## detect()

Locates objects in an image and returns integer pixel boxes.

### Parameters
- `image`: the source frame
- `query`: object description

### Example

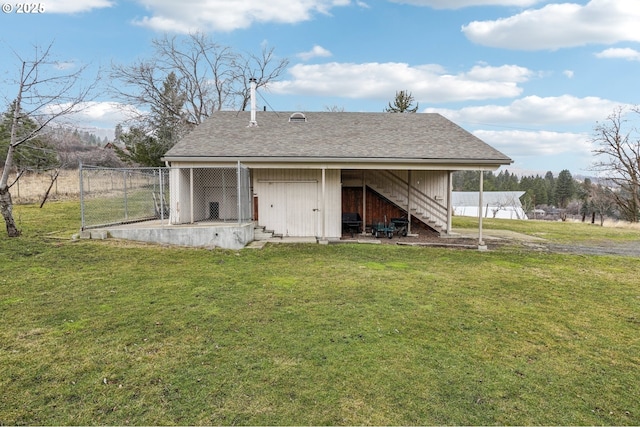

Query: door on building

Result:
[259,182,319,236]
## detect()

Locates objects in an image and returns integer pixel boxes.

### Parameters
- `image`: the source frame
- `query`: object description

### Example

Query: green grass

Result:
[453,215,640,244]
[1,202,640,425]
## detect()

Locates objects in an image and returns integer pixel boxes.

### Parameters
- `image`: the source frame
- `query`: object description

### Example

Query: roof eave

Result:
[162,156,513,169]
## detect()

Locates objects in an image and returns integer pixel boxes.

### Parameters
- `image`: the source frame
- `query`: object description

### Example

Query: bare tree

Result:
[591,106,640,222]
[231,45,290,111]
[0,43,97,236]
[590,183,616,226]
[110,33,289,126]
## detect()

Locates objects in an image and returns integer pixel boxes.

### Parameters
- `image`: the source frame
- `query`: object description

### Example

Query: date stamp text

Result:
[2,3,46,13]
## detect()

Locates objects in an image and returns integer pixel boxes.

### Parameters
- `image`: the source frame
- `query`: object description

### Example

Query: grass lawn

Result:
[454,215,640,244]
[1,202,639,425]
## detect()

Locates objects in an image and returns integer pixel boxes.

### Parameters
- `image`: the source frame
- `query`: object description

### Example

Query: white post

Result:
[322,168,326,241]
[478,170,486,250]
[447,171,453,234]
[362,171,366,235]
[237,161,242,225]
[190,167,194,224]
[407,170,412,235]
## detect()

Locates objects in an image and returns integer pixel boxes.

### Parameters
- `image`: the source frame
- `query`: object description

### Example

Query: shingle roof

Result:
[163,111,512,165]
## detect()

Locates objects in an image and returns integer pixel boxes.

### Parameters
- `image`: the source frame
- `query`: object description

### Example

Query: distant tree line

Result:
[453,169,618,224]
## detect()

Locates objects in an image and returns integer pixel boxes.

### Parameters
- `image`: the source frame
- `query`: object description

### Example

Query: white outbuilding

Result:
[453,191,528,220]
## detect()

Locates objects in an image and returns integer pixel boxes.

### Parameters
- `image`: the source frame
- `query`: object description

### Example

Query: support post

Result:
[321,167,326,241]
[190,167,194,224]
[478,170,487,250]
[362,171,367,235]
[407,170,412,235]
[447,171,453,234]
[237,161,242,225]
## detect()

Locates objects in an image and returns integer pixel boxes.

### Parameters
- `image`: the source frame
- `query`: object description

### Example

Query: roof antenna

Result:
[248,77,258,127]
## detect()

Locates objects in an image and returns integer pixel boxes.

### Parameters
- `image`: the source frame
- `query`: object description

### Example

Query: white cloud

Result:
[425,95,629,173]
[270,62,533,102]
[47,102,145,130]
[475,129,591,157]
[132,0,351,32]
[563,70,574,78]
[53,61,77,71]
[45,0,114,13]
[462,0,640,50]
[475,129,594,172]
[389,0,541,8]
[427,95,624,126]
[297,45,333,61]
[595,47,640,61]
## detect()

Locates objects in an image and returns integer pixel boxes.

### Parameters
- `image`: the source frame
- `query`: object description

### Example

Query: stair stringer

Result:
[364,170,449,234]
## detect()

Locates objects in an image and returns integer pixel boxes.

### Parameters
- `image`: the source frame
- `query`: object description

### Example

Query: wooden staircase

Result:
[364,171,449,234]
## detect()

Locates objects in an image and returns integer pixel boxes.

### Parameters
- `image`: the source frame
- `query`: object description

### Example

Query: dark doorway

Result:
[209,202,220,220]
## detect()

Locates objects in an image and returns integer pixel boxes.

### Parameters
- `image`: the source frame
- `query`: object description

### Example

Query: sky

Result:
[1,0,639,176]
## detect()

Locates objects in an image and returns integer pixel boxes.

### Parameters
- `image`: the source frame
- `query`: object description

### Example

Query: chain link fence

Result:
[80,164,252,230]
[80,165,169,229]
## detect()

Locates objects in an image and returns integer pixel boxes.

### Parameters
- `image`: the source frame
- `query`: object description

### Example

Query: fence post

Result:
[237,161,242,224]
[123,170,128,221]
[79,162,85,230]
[159,167,165,222]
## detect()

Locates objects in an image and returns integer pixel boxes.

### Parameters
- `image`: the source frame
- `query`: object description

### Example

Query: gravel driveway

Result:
[344,228,640,257]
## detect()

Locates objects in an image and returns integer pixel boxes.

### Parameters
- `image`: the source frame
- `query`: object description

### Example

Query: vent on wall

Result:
[289,112,307,123]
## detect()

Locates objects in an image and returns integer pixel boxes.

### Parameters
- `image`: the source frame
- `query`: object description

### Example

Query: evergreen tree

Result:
[385,90,419,113]
[150,72,189,148]
[544,171,556,206]
[114,72,190,167]
[0,103,57,171]
[532,176,549,206]
[555,169,575,208]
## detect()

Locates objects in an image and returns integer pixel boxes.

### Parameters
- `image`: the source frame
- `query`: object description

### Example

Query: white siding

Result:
[169,168,192,224]
[253,169,341,238]
[409,170,449,207]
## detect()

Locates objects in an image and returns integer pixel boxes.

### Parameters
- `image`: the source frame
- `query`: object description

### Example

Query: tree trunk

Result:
[0,186,20,237]
[39,169,60,208]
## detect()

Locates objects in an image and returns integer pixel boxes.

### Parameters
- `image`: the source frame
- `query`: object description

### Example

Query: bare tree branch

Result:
[591,106,640,222]
[1,42,98,236]
[109,33,289,127]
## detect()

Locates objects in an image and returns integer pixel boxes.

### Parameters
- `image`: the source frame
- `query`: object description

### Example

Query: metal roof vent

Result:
[289,112,307,123]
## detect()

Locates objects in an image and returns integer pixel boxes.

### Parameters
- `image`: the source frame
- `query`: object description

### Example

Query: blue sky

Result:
[1,0,639,176]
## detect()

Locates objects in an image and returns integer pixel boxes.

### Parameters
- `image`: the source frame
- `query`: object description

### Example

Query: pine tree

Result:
[0,103,57,171]
[385,90,419,113]
[555,169,575,208]
[114,72,190,167]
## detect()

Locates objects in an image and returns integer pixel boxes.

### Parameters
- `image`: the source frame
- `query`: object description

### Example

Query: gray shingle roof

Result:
[164,111,512,165]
